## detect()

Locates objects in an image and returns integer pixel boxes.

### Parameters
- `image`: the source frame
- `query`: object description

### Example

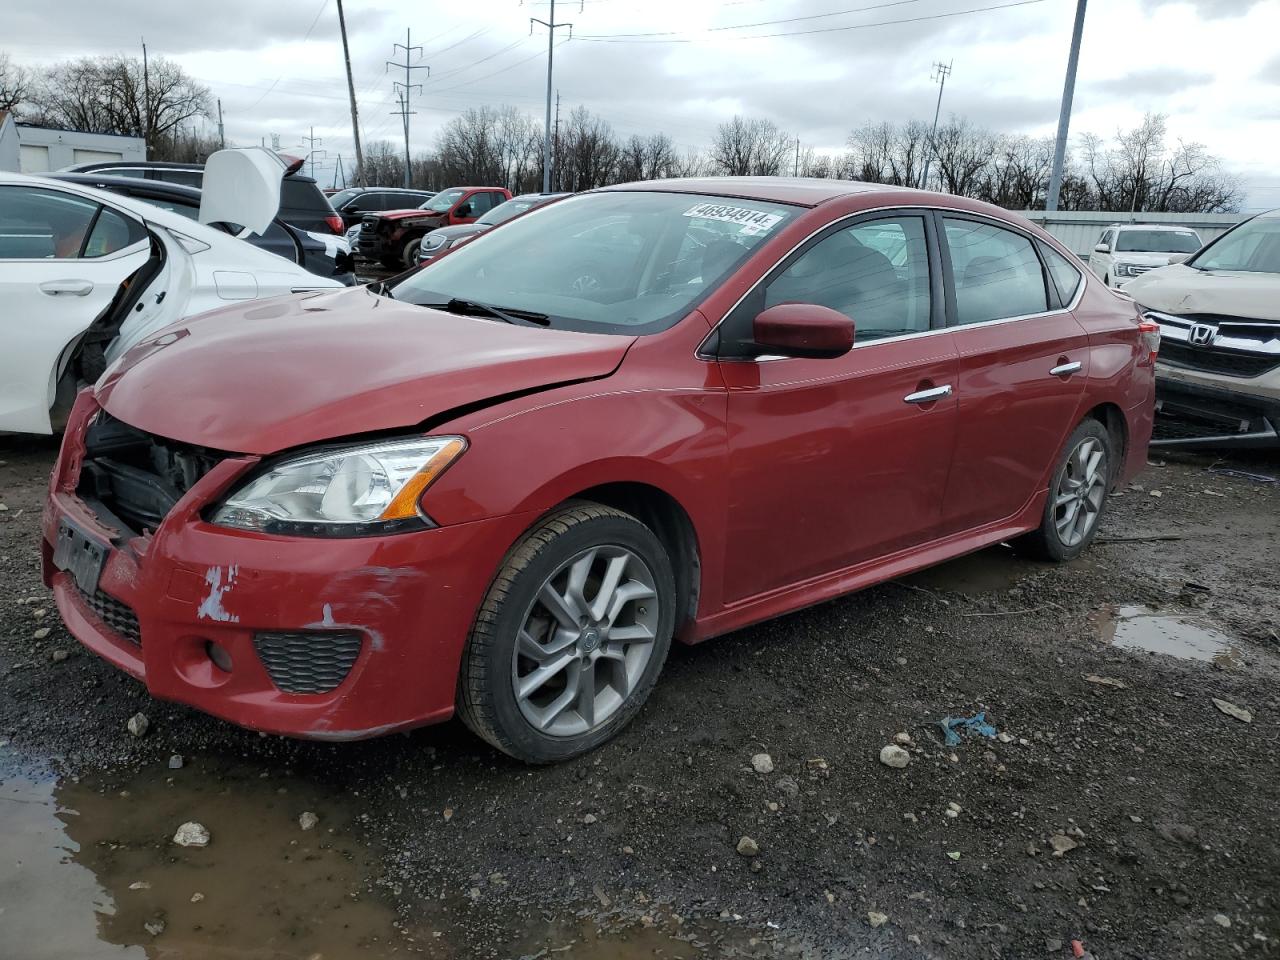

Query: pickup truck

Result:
[356,186,512,268]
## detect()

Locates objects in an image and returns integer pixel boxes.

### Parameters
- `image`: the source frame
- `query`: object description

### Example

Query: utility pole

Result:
[553,90,561,192]
[794,138,800,177]
[387,29,428,189]
[216,98,225,149]
[141,37,151,157]
[531,1,575,194]
[1046,0,1087,212]
[918,60,952,191]
[336,0,365,186]
[334,154,345,189]
[300,126,324,179]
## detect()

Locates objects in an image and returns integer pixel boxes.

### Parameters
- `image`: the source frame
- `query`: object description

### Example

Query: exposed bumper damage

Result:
[41,391,534,740]
[1153,373,1280,449]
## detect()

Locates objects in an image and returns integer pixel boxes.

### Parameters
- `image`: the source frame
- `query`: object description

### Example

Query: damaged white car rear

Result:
[0,148,344,435]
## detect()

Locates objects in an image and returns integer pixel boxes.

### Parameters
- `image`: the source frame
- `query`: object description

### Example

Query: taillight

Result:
[1137,317,1161,366]
[324,214,344,235]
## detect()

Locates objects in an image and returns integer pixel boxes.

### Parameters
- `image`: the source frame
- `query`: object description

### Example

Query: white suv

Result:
[1088,224,1203,288]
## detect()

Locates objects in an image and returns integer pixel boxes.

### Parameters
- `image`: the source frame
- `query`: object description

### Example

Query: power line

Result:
[919,59,953,190]
[574,0,1049,43]
[577,0,925,38]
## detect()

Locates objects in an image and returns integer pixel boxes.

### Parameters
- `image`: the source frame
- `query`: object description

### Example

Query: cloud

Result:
[1259,54,1280,85]
[1091,67,1213,98]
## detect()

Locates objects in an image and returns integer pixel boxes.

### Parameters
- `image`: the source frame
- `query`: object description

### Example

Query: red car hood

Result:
[377,208,444,223]
[96,287,634,454]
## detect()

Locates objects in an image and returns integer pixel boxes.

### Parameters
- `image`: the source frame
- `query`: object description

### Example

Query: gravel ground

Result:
[1,433,1278,959]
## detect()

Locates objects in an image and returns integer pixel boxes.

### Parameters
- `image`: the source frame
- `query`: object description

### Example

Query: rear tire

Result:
[1013,419,1112,562]
[457,503,676,764]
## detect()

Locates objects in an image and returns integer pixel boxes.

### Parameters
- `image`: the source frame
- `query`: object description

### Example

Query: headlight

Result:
[422,234,448,252]
[1115,263,1144,278]
[212,436,465,536]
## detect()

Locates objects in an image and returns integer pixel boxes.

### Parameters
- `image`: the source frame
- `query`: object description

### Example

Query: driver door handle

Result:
[1050,360,1082,377]
[39,279,94,297]
[903,384,953,404]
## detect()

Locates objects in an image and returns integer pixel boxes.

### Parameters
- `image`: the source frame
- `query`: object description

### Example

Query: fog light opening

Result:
[206,641,234,673]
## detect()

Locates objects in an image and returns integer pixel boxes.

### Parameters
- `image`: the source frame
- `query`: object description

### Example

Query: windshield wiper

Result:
[425,297,550,326]
[369,279,396,298]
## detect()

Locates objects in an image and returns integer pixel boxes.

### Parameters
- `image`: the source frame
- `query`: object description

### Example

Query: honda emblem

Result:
[1188,323,1217,346]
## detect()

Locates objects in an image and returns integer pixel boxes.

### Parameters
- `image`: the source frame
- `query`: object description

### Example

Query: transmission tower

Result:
[387,29,429,189]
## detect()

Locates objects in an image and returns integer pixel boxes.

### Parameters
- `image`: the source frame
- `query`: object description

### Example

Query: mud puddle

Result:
[902,544,1056,595]
[1097,604,1243,667]
[0,750,758,959]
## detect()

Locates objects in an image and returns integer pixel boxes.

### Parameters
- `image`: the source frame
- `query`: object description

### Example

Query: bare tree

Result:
[0,53,33,113]
[930,117,997,196]
[560,107,619,190]
[710,116,791,177]
[847,121,930,187]
[29,55,210,158]
[617,133,678,183]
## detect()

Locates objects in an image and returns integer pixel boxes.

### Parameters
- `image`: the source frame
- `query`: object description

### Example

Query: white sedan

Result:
[0,148,344,435]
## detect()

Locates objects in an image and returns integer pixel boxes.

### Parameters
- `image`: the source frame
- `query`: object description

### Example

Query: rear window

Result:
[1115,229,1200,254]
[281,178,337,214]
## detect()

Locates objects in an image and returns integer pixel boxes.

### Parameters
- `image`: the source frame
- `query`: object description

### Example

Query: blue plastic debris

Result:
[939,712,998,747]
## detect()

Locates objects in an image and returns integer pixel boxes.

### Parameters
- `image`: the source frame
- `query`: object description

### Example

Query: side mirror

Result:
[753,303,854,359]
[455,202,474,218]
[1094,242,1110,253]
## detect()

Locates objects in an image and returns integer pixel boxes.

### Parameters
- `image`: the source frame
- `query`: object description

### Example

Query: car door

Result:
[716,211,959,602]
[0,184,150,433]
[935,213,1090,536]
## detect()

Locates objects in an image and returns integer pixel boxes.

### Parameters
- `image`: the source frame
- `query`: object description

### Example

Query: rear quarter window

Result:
[281,179,337,214]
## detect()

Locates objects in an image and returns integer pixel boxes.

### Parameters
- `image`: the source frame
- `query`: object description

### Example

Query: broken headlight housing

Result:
[211,436,465,536]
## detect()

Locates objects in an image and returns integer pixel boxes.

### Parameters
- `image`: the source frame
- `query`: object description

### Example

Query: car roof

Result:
[1111,223,1199,231]
[54,172,203,201]
[600,177,910,208]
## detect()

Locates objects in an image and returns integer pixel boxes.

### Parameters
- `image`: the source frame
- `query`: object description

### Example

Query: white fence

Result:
[1015,210,1246,258]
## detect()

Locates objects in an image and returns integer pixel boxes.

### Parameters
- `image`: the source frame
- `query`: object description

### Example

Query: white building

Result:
[0,112,146,173]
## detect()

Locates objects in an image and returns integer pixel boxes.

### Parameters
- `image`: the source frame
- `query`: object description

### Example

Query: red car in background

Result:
[356,185,512,268]
[43,178,1156,763]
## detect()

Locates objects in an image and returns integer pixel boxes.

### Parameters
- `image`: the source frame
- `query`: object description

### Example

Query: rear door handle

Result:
[39,279,94,297]
[903,384,953,404]
[1050,361,1082,377]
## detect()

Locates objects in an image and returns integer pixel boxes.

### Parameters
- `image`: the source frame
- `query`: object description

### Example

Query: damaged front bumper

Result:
[1153,374,1280,449]
[41,392,531,740]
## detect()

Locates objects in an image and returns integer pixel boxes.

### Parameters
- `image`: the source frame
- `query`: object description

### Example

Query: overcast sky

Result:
[7,0,1280,209]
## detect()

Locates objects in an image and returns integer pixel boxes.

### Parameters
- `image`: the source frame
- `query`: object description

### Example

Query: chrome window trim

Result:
[696,203,1086,362]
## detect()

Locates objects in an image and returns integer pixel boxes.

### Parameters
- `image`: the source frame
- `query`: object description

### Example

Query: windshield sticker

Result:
[683,202,783,236]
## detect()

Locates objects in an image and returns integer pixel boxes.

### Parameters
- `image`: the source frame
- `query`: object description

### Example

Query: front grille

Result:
[1158,341,1280,379]
[254,632,363,694]
[77,413,225,535]
[75,583,141,645]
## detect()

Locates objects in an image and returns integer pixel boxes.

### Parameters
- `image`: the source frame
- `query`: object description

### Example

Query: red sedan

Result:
[43,178,1157,762]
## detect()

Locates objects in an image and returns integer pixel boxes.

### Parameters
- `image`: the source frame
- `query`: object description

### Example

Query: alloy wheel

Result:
[512,545,660,738]
[1053,436,1107,547]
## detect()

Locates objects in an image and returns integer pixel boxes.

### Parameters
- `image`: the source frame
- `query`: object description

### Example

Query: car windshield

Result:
[1115,229,1201,253]
[329,188,360,208]
[1189,216,1280,273]
[390,191,799,334]
[478,198,541,227]
[422,188,465,213]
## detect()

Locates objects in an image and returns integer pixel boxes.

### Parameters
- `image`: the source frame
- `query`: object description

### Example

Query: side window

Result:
[466,192,492,216]
[763,215,932,342]
[487,191,507,211]
[135,195,200,220]
[942,218,1048,326]
[83,207,146,258]
[0,185,99,259]
[1040,242,1083,306]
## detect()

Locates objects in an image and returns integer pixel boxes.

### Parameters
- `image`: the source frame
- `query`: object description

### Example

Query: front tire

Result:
[1014,419,1112,562]
[402,237,422,269]
[457,503,676,763]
